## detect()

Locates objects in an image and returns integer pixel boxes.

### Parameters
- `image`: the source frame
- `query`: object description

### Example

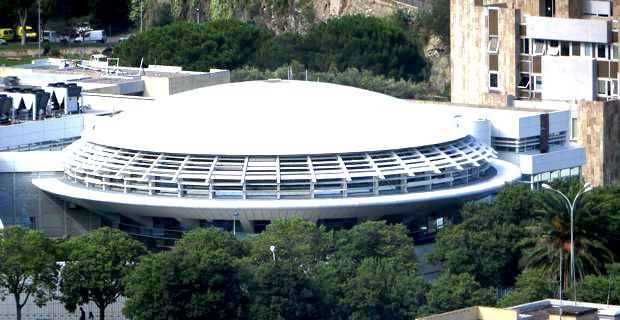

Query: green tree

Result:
[0,226,58,320]
[245,217,331,270]
[316,221,422,318]
[231,66,425,99]
[420,273,496,316]
[498,268,557,307]
[0,0,36,45]
[175,227,245,258]
[335,220,415,267]
[304,15,426,80]
[415,0,450,45]
[59,227,146,320]
[123,229,246,320]
[129,0,173,30]
[114,20,269,70]
[252,32,304,69]
[431,200,526,287]
[249,262,328,320]
[576,263,620,304]
[342,257,427,320]
[520,182,613,286]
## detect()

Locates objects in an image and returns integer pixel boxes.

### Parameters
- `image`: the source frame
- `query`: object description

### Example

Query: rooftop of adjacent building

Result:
[419,299,620,320]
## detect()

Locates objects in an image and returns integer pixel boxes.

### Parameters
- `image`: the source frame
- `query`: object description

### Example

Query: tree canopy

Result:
[123,227,246,320]
[114,20,269,70]
[59,227,146,320]
[0,226,58,320]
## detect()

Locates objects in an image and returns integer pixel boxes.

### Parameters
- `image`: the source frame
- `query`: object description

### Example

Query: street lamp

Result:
[269,245,276,261]
[232,212,239,236]
[541,182,593,303]
[196,8,200,24]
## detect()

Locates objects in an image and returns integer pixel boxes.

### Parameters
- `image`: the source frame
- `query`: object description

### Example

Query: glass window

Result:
[521,38,530,54]
[548,40,560,55]
[597,44,608,59]
[534,76,542,91]
[613,80,619,96]
[583,43,592,57]
[571,42,580,56]
[613,43,619,60]
[560,41,570,56]
[489,72,499,89]
[571,117,579,140]
[488,37,500,53]
[533,40,546,55]
[598,79,607,95]
[518,73,531,88]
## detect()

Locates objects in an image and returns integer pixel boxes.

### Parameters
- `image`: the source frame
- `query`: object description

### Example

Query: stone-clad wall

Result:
[450,0,519,107]
[577,100,620,186]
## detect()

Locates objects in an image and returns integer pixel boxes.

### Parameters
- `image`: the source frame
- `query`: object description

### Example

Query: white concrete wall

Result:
[542,56,595,101]
[527,16,610,43]
[81,93,157,112]
[0,115,84,149]
[519,144,585,174]
[0,151,63,172]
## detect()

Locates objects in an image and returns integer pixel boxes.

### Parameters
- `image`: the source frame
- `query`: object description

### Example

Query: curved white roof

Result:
[83,80,468,155]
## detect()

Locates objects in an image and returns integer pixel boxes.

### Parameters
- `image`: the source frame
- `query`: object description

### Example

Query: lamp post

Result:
[269,245,276,261]
[196,8,200,24]
[232,212,239,236]
[541,182,593,304]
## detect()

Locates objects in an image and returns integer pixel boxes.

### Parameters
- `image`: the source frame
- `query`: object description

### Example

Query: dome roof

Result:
[82,80,468,156]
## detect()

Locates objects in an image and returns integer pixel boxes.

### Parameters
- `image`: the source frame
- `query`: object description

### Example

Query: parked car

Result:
[74,30,106,43]
[0,28,14,41]
[0,39,7,46]
[42,30,61,43]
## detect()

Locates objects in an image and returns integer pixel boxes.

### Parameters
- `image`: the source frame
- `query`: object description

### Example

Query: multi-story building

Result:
[451,0,620,186]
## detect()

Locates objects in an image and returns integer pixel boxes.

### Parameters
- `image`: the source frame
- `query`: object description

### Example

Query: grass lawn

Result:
[0,56,33,66]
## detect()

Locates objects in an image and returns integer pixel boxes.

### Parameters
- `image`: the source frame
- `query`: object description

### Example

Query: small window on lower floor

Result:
[488,36,500,53]
[571,117,579,140]
[533,40,546,55]
[598,79,607,95]
[560,41,570,56]
[489,72,499,89]
[534,75,542,91]
[518,73,530,88]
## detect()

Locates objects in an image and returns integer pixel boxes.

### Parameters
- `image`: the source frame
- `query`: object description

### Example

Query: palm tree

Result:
[520,181,613,290]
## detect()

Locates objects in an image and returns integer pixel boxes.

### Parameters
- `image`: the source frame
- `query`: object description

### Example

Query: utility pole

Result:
[140,0,144,32]
[38,0,41,56]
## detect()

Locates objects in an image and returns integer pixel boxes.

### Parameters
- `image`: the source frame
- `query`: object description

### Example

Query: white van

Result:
[74,30,106,43]
[43,30,60,43]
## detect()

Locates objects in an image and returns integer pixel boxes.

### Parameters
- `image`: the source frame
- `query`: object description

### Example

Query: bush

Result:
[231,65,426,99]
[114,20,269,70]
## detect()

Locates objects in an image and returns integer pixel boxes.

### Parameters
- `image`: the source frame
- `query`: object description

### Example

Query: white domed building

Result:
[34,80,520,233]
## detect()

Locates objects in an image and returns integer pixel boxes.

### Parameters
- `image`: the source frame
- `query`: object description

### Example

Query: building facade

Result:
[451,0,620,186]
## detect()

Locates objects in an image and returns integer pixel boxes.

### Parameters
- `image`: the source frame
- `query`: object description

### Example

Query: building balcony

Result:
[526,16,611,44]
